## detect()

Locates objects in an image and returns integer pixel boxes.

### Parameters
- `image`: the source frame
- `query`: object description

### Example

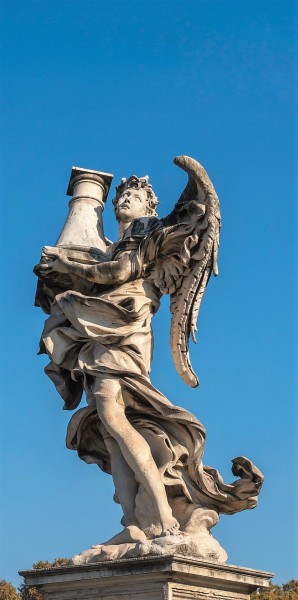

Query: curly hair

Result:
[112,175,159,217]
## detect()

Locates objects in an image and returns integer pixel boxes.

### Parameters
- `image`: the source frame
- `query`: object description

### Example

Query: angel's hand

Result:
[48,256,70,274]
[42,246,68,260]
[34,256,70,276]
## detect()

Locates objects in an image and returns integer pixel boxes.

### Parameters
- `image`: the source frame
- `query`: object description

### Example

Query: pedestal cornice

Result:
[20,554,274,600]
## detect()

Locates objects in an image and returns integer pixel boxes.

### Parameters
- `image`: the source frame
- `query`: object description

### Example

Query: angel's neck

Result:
[118,220,133,240]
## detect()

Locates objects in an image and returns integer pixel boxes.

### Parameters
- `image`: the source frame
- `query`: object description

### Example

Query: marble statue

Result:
[34,156,263,564]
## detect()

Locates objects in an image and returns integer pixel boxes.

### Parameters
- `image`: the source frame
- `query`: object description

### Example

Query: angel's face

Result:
[115,188,148,222]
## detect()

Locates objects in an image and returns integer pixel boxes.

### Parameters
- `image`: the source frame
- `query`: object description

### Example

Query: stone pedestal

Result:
[20,554,273,600]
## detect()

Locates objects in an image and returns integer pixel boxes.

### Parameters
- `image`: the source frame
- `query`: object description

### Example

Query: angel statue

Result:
[34,156,263,564]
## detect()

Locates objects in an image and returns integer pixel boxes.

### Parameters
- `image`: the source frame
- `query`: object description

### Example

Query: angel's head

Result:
[113,175,159,223]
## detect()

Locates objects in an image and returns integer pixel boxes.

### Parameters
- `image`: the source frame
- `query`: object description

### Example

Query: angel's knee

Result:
[97,398,127,437]
[92,376,122,400]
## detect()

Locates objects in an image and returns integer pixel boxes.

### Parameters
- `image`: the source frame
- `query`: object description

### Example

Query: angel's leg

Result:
[93,377,179,536]
[99,435,147,545]
[104,435,139,526]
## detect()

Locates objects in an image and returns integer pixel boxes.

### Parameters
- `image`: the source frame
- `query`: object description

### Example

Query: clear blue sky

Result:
[0,0,297,589]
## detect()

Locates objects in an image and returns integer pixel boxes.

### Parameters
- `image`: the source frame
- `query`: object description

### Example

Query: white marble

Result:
[56,167,112,250]
[34,157,264,564]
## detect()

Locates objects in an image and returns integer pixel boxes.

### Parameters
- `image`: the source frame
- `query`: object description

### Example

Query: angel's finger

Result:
[43,246,59,255]
[44,247,67,261]
[42,259,58,269]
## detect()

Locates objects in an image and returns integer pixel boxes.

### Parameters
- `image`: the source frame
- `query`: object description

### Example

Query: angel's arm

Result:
[35,247,132,285]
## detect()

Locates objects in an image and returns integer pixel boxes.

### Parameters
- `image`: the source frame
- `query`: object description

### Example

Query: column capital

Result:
[67,166,113,198]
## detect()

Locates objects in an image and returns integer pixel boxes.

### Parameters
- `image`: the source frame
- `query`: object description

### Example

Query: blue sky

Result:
[0,0,297,589]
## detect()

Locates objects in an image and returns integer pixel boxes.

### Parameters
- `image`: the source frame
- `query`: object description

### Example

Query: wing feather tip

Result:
[180,369,200,388]
[191,375,200,388]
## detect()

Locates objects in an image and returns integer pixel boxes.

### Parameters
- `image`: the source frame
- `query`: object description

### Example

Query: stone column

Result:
[56,167,113,252]
[34,167,113,313]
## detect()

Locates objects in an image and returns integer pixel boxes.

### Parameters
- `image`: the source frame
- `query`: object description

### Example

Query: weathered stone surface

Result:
[33,156,264,564]
[20,555,274,600]
[58,166,113,249]
[71,526,227,565]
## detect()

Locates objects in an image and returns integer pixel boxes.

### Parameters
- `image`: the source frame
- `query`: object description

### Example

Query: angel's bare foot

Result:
[97,525,147,546]
[160,519,180,537]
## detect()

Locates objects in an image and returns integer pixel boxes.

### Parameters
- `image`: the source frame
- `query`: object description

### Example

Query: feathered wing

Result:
[151,156,221,388]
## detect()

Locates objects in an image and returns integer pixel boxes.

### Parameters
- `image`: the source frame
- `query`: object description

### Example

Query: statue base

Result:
[20,554,273,600]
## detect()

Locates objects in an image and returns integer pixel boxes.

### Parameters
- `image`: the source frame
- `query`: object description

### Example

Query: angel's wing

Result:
[152,156,221,388]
